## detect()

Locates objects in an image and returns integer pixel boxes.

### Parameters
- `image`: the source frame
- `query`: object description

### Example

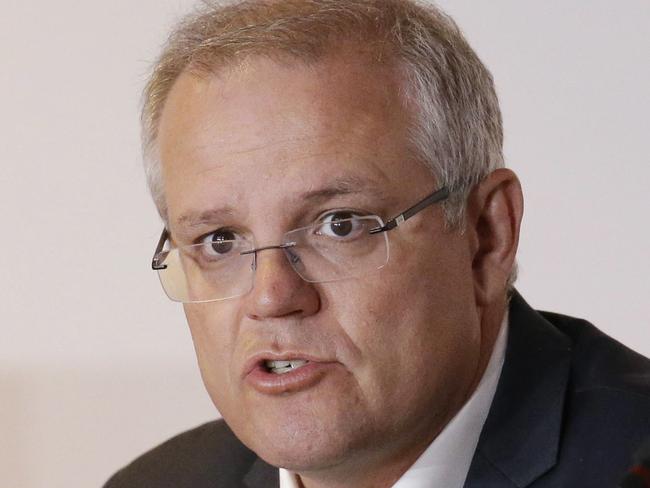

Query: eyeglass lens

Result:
[155,215,389,303]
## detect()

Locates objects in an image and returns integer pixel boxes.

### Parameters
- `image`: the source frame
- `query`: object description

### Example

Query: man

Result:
[105,0,650,486]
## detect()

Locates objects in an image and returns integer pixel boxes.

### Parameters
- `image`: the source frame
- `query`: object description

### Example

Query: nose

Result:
[243,246,320,321]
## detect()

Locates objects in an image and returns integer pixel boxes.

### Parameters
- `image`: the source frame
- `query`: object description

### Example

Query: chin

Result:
[235,412,368,472]
[255,437,351,473]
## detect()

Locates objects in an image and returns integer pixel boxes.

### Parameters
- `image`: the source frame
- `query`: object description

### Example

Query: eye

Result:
[200,229,238,256]
[317,211,364,239]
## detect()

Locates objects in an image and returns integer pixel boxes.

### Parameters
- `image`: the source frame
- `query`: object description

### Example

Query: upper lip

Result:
[242,351,334,378]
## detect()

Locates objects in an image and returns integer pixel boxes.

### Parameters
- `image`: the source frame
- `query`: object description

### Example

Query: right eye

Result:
[200,229,237,256]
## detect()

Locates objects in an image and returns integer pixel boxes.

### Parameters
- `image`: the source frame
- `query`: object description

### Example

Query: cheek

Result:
[330,236,477,349]
[323,238,481,408]
[183,303,239,408]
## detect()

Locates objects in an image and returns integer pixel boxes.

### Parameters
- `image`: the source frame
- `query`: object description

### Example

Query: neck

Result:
[470,296,507,394]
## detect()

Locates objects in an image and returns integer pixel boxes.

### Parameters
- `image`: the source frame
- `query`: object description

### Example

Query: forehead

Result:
[157,53,434,229]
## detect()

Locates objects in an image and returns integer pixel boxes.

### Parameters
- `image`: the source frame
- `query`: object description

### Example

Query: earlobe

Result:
[467,169,524,306]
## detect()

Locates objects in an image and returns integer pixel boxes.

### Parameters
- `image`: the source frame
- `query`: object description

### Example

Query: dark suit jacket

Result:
[105,292,650,487]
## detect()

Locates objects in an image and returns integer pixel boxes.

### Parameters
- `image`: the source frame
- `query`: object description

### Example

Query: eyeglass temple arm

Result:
[151,228,170,270]
[369,186,450,234]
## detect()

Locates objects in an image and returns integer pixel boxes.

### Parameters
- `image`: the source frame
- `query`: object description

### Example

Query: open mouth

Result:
[246,356,335,394]
[264,359,310,375]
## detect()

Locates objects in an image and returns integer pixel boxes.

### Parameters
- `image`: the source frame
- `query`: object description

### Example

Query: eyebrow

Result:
[174,175,389,230]
[299,175,388,203]
[176,206,236,229]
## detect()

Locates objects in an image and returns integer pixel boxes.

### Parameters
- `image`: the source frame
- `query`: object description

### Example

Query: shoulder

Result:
[490,295,650,485]
[539,309,650,400]
[538,308,650,483]
[104,419,258,488]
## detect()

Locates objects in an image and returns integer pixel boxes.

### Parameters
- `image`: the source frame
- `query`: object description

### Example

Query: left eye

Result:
[317,212,364,239]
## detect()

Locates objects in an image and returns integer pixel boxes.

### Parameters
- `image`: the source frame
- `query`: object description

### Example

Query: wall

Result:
[1,1,648,486]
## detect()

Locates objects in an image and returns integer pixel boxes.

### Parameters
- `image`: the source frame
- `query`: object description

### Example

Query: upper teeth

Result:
[265,359,309,374]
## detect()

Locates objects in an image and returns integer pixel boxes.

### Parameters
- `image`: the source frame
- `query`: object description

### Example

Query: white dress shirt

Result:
[279,312,509,488]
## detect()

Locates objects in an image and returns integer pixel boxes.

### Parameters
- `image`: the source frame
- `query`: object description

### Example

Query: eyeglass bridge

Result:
[239,242,297,255]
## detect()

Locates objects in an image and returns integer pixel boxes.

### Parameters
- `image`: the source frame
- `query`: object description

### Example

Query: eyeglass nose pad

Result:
[250,252,257,271]
[284,246,301,265]
[282,244,310,283]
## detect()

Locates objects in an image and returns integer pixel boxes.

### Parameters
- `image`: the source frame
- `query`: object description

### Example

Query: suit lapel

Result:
[243,457,280,488]
[464,291,572,488]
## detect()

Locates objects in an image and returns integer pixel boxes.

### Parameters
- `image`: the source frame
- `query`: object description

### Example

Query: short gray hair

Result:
[142,0,504,228]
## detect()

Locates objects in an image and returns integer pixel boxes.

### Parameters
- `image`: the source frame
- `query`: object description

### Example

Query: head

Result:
[143,0,506,229]
[145,0,523,484]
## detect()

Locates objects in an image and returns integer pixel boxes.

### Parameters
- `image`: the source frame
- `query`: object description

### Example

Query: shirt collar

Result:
[279,311,509,488]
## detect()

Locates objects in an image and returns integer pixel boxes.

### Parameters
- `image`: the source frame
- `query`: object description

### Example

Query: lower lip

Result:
[246,361,337,395]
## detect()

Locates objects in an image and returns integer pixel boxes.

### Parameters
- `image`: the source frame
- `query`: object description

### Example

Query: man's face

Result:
[157,54,484,473]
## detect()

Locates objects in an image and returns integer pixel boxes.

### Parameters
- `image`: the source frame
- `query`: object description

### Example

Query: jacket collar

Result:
[464,291,572,487]
[243,456,279,488]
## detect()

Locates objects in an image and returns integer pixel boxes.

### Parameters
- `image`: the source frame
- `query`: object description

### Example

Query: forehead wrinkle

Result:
[190,137,389,179]
[191,133,322,175]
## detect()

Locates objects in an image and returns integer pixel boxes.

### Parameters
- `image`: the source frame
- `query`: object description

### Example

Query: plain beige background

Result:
[1,1,648,486]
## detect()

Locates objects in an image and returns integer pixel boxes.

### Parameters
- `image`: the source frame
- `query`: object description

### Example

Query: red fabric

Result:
[631,465,650,486]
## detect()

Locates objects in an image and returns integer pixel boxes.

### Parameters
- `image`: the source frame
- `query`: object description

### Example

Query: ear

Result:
[465,168,524,307]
